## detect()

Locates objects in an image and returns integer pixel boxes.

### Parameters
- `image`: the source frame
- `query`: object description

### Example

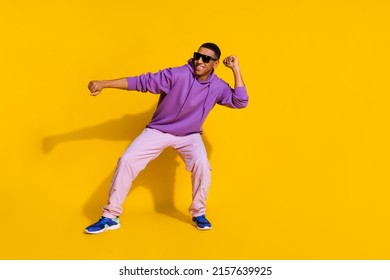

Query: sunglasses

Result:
[193,52,218,63]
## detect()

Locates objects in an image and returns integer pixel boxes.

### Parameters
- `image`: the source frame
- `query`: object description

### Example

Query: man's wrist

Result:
[100,80,108,89]
[231,65,241,72]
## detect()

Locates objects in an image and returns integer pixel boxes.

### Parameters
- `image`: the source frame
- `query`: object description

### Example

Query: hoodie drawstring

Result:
[175,78,196,120]
[201,83,211,120]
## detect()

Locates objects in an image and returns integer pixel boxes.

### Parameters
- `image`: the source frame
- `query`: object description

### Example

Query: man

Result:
[85,42,248,233]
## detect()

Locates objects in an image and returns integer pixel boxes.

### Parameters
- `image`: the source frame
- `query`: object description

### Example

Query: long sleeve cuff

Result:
[127,77,138,91]
[234,86,249,99]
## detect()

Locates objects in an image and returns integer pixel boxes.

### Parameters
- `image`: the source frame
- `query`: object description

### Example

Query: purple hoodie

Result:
[127,59,249,136]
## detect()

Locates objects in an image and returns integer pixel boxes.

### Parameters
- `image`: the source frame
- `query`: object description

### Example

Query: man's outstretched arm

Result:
[88,78,128,96]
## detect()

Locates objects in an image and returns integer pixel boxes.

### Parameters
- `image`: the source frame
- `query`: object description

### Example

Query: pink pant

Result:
[102,128,211,218]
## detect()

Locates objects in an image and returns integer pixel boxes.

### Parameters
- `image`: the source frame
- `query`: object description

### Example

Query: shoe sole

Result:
[85,224,120,234]
[193,222,212,231]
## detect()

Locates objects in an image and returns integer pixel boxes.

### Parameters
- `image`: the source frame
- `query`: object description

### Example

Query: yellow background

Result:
[1,0,389,259]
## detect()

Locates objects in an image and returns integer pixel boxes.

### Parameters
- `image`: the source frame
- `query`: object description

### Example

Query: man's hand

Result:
[223,55,240,70]
[223,55,245,87]
[88,78,128,96]
[88,80,104,96]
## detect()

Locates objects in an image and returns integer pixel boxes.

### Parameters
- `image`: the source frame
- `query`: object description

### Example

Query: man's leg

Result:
[174,133,211,219]
[102,128,172,218]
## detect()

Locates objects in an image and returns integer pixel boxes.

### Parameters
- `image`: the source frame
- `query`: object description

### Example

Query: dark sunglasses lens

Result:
[194,52,212,63]
[202,55,211,63]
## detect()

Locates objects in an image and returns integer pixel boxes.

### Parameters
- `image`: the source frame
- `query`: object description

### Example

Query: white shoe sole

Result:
[193,222,212,231]
[85,224,120,234]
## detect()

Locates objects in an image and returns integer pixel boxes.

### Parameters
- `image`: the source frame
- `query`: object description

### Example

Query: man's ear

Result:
[213,60,220,69]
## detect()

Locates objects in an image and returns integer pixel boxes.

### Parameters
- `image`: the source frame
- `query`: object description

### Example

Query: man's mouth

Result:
[195,64,205,71]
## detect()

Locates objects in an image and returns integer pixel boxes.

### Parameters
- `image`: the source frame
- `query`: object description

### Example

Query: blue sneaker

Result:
[192,215,212,230]
[85,216,120,234]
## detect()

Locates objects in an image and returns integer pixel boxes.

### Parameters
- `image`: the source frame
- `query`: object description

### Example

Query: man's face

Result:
[193,47,219,81]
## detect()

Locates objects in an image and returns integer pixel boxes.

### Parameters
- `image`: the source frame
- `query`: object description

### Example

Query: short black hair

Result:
[200,42,221,60]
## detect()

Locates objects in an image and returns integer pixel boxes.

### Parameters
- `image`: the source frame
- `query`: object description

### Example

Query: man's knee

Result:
[117,153,138,168]
[190,157,211,173]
